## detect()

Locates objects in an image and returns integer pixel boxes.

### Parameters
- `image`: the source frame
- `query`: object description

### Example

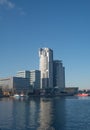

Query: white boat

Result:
[20,94,24,97]
[13,94,20,99]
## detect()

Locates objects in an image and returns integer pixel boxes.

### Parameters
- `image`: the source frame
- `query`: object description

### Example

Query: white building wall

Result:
[0,77,13,90]
[16,71,30,78]
[30,70,40,89]
[39,48,53,89]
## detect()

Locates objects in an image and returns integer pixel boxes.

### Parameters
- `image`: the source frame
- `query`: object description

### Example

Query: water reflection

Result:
[37,98,54,130]
[53,97,66,130]
[29,98,40,129]
[0,98,13,129]
[12,97,40,130]
[0,97,66,130]
[12,99,27,130]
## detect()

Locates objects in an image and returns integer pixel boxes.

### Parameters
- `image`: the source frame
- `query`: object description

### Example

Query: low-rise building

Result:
[64,87,79,95]
[0,77,30,95]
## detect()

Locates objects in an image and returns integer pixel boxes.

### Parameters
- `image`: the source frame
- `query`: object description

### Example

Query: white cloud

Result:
[18,7,26,16]
[0,0,15,8]
[0,0,26,16]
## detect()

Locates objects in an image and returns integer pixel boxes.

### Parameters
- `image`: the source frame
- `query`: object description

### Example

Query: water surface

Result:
[0,96,90,130]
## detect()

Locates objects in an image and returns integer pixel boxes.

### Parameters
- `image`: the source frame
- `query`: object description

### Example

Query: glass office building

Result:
[53,60,65,91]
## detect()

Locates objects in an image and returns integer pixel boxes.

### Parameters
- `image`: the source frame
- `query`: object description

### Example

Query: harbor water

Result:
[0,96,90,130]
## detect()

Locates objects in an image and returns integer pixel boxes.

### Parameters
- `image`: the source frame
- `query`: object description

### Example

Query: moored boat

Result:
[13,94,20,99]
[20,94,24,97]
[75,93,88,97]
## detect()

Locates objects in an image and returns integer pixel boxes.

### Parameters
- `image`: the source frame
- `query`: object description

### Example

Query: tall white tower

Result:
[39,48,53,89]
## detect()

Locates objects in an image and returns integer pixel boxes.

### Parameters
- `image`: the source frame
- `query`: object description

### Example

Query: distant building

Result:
[16,70,30,79]
[39,48,53,89]
[30,70,40,89]
[53,60,65,91]
[16,70,40,90]
[16,70,30,86]
[0,77,30,94]
[64,87,79,94]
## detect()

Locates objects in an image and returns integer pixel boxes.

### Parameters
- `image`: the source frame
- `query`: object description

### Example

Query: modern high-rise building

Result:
[16,70,30,79]
[16,70,40,89]
[30,70,40,89]
[39,48,53,89]
[53,60,65,91]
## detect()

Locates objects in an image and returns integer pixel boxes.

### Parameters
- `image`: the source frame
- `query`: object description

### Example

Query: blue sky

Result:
[0,0,90,89]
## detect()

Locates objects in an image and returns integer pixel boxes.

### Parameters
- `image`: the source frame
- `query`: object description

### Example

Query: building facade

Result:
[0,77,30,94]
[30,70,40,89]
[39,48,53,89]
[53,60,65,91]
[16,70,30,79]
[65,87,78,95]
[16,70,40,90]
